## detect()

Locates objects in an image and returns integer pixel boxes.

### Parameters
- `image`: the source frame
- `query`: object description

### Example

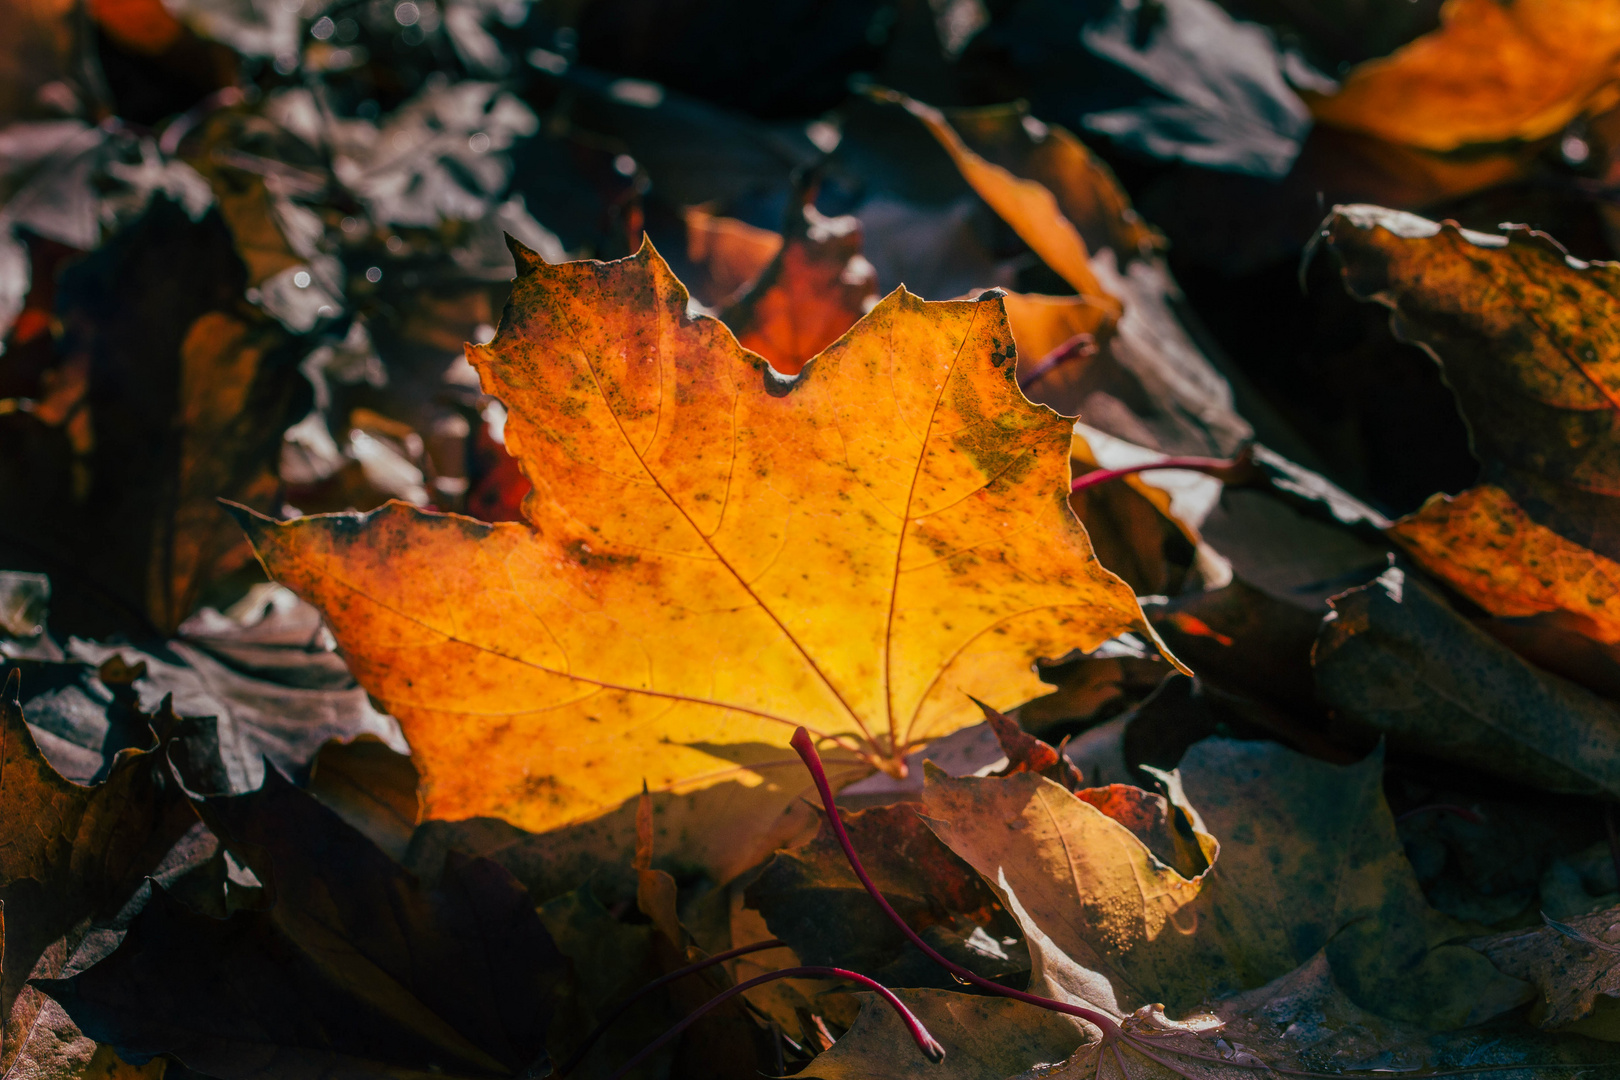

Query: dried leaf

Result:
[720,199,877,376]
[237,239,1167,880]
[1314,565,1620,799]
[1322,205,1620,562]
[923,736,1526,1028]
[1391,485,1620,643]
[1477,905,1620,1031]
[1308,0,1620,151]
[0,670,190,1075]
[41,769,567,1080]
[883,89,1120,312]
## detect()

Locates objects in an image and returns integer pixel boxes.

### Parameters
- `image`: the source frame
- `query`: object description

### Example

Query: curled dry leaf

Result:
[1476,905,1620,1035]
[924,737,1525,1029]
[1308,0,1620,151]
[1323,204,1620,562]
[880,88,1121,315]
[237,239,1168,881]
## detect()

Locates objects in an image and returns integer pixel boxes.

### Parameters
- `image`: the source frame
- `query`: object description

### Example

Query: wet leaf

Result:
[1309,0,1620,151]
[237,239,1165,880]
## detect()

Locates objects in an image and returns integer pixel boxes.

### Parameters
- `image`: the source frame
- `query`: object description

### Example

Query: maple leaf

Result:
[236,238,1170,880]
[1308,0,1620,152]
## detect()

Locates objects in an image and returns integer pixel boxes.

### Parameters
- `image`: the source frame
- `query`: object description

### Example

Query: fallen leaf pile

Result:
[12,1,1620,1078]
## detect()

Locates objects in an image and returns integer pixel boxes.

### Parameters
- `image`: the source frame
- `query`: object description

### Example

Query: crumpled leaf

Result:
[237,239,1167,880]
[746,801,1028,990]
[884,88,1120,310]
[1308,0,1620,152]
[923,736,1526,1028]
[1321,204,1620,563]
[41,768,568,1080]
[0,669,191,1077]
[1314,565,1620,800]
[1477,905,1620,1034]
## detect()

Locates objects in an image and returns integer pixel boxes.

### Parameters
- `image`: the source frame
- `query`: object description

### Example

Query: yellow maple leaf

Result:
[237,239,1171,877]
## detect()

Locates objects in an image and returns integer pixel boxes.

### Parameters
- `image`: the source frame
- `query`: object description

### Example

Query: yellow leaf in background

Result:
[238,239,1168,879]
[1308,0,1620,151]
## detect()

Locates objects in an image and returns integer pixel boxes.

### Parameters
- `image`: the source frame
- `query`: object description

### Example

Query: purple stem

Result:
[1019,332,1096,389]
[788,727,1124,1037]
[558,938,790,1076]
[606,965,945,1079]
[1070,457,1240,494]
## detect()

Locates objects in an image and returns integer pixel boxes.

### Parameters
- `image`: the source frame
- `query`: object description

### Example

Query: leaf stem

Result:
[788,726,1126,1038]
[1070,456,1245,494]
[557,938,791,1076]
[605,965,945,1079]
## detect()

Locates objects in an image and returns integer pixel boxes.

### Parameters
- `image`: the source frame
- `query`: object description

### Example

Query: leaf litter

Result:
[10,1,1620,1077]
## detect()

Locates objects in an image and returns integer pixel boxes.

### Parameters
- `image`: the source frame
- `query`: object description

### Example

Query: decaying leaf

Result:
[237,239,1167,880]
[1477,905,1620,1035]
[1308,0,1620,151]
[923,736,1525,1028]
[1314,565,1620,798]
[1391,484,1620,643]
[1321,204,1620,563]
[42,769,568,1080]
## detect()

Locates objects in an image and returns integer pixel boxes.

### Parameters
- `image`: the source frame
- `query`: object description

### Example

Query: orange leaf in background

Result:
[237,239,1170,879]
[1390,485,1620,643]
[1308,0,1620,151]
[683,206,783,308]
[945,101,1164,264]
[881,89,1121,315]
[1322,205,1620,563]
[722,200,878,376]
[88,0,184,54]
